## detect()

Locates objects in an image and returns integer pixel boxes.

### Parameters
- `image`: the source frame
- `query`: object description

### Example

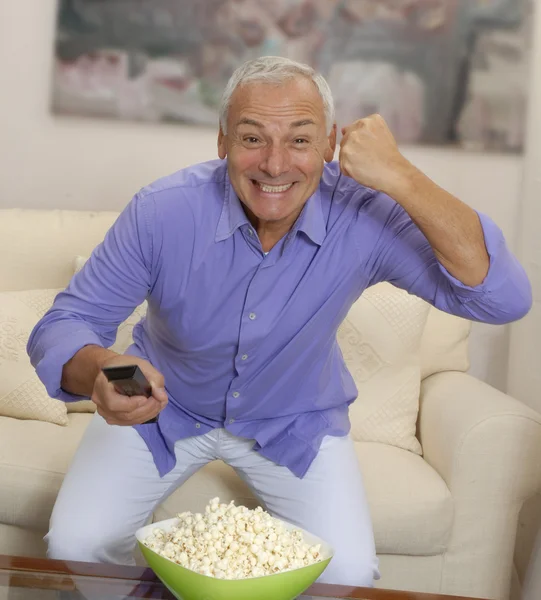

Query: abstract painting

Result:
[52,0,533,152]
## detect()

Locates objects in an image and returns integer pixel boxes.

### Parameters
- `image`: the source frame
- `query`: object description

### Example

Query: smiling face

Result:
[218,77,336,235]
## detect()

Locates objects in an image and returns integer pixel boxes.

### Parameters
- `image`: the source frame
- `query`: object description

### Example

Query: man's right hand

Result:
[93,354,168,426]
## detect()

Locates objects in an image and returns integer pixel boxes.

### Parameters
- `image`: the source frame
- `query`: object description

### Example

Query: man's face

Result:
[218,77,336,229]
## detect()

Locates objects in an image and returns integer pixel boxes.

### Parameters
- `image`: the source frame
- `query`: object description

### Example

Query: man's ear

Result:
[217,126,227,159]
[324,123,337,162]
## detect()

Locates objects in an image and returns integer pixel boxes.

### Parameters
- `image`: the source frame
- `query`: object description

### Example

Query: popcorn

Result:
[143,498,323,580]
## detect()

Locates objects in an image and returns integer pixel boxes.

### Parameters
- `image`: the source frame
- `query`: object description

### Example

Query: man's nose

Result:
[259,144,291,178]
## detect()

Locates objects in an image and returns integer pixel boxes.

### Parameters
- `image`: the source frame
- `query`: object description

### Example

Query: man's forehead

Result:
[229,78,325,124]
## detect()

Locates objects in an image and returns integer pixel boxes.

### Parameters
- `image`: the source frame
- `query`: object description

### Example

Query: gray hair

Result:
[219,56,335,135]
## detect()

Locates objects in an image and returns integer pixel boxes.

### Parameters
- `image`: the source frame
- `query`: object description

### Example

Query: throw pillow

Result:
[337,282,430,454]
[420,306,471,379]
[0,289,68,425]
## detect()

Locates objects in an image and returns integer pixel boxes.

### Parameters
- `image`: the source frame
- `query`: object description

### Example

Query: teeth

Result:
[257,182,293,193]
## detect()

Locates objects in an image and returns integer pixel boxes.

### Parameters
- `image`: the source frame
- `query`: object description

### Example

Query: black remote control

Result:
[102,364,158,424]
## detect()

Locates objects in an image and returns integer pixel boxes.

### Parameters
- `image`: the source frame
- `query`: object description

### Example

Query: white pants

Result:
[46,414,380,587]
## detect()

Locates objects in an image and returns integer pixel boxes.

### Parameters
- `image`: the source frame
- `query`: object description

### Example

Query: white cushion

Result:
[65,400,97,413]
[338,283,430,454]
[0,413,93,531]
[356,442,452,555]
[0,289,68,425]
[0,209,119,292]
[420,306,471,380]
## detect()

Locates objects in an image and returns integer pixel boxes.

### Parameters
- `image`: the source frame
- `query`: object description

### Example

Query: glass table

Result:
[0,555,486,600]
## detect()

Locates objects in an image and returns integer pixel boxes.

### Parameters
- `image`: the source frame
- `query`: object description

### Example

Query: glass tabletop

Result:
[0,567,355,599]
[0,556,368,600]
[0,555,483,600]
[0,568,348,599]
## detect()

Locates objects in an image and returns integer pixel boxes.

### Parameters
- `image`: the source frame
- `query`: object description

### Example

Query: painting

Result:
[52,0,533,152]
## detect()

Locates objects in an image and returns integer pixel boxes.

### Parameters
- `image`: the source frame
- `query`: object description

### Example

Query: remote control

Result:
[102,364,158,424]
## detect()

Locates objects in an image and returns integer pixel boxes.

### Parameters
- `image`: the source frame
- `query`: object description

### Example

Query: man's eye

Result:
[294,138,308,145]
[244,137,260,144]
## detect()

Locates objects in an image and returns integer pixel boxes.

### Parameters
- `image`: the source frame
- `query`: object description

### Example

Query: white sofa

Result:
[1,208,541,600]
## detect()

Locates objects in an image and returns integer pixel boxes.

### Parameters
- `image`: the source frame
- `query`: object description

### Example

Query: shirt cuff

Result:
[33,329,104,402]
[437,211,512,297]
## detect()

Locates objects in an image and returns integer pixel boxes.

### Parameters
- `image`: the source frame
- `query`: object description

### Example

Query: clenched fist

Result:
[339,114,412,193]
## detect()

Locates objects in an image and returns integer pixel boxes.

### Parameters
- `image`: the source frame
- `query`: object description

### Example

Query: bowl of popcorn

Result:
[136,497,333,600]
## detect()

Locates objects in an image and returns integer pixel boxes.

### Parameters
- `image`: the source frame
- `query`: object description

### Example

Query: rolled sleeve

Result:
[366,195,532,325]
[30,326,104,402]
[436,211,532,322]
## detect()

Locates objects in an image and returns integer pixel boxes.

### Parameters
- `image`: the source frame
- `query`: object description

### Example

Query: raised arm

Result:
[341,114,532,323]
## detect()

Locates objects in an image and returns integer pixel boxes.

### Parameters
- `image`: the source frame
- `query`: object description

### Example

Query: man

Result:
[28,56,531,587]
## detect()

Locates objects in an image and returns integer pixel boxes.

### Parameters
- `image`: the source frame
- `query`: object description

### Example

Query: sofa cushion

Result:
[0,209,119,293]
[338,283,430,455]
[356,442,453,555]
[420,306,471,379]
[156,441,453,556]
[0,413,93,531]
[0,289,68,425]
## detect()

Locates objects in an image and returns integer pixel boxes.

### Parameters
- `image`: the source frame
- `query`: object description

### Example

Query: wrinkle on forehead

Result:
[229,79,326,131]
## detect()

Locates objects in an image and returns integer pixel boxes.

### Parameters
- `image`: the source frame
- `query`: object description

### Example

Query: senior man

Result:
[28,56,531,587]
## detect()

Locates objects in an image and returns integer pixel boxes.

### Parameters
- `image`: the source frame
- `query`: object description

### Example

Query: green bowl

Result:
[136,517,334,600]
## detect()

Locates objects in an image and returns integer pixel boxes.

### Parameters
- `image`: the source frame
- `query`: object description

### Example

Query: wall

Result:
[0,0,526,391]
[508,0,541,597]
[507,2,541,415]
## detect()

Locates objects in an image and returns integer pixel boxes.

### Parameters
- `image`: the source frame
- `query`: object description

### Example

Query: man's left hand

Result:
[339,114,412,193]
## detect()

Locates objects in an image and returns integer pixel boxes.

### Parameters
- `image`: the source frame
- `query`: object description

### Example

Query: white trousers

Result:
[46,414,380,587]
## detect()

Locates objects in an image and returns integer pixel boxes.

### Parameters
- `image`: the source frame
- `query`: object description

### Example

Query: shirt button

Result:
[229,418,235,424]
[232,391,240,398]
[241,354,248,361]
[195,423,201,429]
[248,229,254,236]
[249,312,256,320]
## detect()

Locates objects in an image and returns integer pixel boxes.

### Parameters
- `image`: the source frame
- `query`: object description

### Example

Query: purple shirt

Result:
[28,160,532,478]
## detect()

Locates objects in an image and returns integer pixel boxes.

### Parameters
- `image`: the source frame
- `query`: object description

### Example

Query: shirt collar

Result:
[215,168,327,246]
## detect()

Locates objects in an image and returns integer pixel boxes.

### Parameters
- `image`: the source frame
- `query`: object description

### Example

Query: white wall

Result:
[507,4,541,414]
[508,1,541,597]
[0,0,526,391]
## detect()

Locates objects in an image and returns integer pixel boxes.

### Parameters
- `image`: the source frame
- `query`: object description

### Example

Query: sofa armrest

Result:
[420,371,541,500]
[419,371,541,599]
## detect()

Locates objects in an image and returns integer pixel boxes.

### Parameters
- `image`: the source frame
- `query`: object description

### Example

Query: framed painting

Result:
[52,0,532,152]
